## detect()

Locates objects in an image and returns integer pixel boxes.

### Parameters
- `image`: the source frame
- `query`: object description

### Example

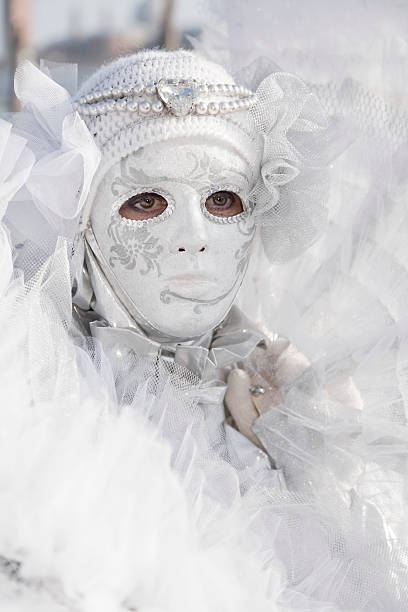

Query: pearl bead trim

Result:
[112,188,176,227]
[200,185,250,224]
[76,79,257,118]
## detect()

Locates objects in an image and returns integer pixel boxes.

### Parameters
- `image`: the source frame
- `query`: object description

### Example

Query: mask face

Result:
[90,138,256,340]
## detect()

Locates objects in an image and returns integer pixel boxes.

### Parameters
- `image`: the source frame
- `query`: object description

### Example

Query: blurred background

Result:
[1,0,206,111]
[3,0,408,114]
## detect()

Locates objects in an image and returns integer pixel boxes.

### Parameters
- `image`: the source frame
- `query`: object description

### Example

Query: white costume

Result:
[0,28,407,612]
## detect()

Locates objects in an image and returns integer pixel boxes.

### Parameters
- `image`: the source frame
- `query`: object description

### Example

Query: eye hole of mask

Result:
[205,191,243,217]
[119,192,168,220]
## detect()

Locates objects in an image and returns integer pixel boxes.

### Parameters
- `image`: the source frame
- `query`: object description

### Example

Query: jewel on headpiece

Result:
[156,79,200,117]
[76,79,257,118]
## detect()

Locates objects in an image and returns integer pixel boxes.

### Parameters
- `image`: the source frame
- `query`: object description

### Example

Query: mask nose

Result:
[168,191,209,255]
[176,244,206,254]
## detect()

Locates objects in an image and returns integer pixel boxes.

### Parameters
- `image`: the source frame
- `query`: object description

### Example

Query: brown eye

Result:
[205,191,243,217]
[119,192,168,220]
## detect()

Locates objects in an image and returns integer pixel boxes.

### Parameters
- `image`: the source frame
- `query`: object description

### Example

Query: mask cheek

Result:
[219,226,255,284]
[231,225,254,266]
[101,214,164,277]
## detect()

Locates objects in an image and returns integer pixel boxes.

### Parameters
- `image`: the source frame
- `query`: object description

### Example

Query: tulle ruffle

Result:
[0,228,286,612]
[4,62,100,277]
[250,71,331,262]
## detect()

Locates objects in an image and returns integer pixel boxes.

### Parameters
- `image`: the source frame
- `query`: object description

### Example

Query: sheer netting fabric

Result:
[195,3,408,610]
[249,71,331,262]
[1,15,408,610]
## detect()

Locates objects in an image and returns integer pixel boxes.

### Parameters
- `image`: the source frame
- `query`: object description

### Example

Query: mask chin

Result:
[136,297,236,342]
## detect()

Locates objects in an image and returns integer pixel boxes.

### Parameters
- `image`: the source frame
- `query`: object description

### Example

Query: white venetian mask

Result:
[90,137,257,340]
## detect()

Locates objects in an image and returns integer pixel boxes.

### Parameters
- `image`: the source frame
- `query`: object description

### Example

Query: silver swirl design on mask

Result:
[108,218,163,275]
[160,282,237,315]
[237,215,256,236]
[234,236,255,277]
[111,151,250,197]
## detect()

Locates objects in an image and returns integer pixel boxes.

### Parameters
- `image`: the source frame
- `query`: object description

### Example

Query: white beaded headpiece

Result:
[76,49,329,264]
[76,49,262,229]
[77,78,256,118]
